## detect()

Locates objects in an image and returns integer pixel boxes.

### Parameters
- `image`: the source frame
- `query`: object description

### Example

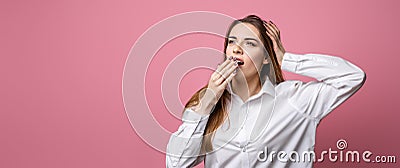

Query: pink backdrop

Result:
[1,0,399,167]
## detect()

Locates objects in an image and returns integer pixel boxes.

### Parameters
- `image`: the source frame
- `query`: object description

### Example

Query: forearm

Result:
[281,52,366,88]
[191,93,217,116]
[166,109,209,167]
[280,52,366,120]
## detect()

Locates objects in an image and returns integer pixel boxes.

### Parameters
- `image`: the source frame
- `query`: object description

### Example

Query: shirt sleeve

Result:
[281,52,366,123]
[166,108,210,167]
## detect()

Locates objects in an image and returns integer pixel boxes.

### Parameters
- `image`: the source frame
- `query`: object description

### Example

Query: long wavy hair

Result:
[184,15,285,153]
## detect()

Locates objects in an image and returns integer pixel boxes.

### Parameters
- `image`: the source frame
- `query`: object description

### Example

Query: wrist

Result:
[279,51,287,68]
[191,96,216,115]
[198,98,216,115]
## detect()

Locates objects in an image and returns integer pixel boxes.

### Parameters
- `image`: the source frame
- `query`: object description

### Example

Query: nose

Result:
[233,44,243,55]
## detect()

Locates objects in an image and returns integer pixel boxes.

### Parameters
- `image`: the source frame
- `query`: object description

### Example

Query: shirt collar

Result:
[226,76,276,97]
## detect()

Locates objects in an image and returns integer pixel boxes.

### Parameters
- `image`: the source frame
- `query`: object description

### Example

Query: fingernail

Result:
[229,56,233,60]
[233,69,237,74]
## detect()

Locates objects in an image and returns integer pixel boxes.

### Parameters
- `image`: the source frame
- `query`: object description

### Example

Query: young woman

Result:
[166,15,366,168]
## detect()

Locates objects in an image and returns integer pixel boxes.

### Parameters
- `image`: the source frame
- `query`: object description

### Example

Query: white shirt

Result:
[166,52,366,168]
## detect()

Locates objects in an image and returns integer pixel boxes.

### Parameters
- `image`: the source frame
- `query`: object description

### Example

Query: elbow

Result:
[360,71,367,85]
[353,69,367,89]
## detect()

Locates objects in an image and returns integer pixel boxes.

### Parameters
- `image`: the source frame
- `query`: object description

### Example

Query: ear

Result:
[263,57,270,65]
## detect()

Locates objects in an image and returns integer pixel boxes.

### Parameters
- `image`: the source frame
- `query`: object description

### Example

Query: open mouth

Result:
[233,57,244,65]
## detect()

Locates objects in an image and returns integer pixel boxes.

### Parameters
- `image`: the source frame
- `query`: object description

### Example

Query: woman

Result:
[166,15,366,168]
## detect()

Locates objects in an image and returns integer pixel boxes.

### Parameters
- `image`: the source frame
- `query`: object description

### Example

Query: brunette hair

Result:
[184,15,285,153]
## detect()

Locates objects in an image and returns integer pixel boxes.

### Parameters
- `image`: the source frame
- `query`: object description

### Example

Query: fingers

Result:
[265,28,278,50]
[215,61,238,85]
[210,56,239,87]
[221,70,236,88]
[264,20,280,40]
[269,21,280,37]
[216,58,231,72]
[211,59,231,81]
[267,21,285,51]
[264,20,284,52]
[218,59,236,76]
[265,24,278,40]
[268,21,280,37]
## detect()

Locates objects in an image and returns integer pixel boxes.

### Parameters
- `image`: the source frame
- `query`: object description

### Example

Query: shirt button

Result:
[242,146,247,152]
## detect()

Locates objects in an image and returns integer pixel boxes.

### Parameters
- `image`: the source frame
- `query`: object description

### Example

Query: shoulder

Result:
[275,80,322,98]
[275,80,325,115]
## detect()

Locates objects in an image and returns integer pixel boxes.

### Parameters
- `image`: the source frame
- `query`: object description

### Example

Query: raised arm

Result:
[264,20,365,123]
[280,52,366,122]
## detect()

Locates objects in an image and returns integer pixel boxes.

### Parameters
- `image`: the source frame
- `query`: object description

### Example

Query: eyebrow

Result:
[228,36,260,43]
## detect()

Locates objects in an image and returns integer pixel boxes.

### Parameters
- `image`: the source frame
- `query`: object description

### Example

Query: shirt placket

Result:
[238,102,251,168]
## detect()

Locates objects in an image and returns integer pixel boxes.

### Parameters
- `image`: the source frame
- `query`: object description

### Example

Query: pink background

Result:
[1,0,399,167]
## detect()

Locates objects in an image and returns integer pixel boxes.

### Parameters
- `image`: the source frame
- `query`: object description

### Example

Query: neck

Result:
[232,73,262,102]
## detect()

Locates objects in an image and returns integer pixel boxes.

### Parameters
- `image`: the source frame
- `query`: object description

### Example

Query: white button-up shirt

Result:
[166,52,366,168]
